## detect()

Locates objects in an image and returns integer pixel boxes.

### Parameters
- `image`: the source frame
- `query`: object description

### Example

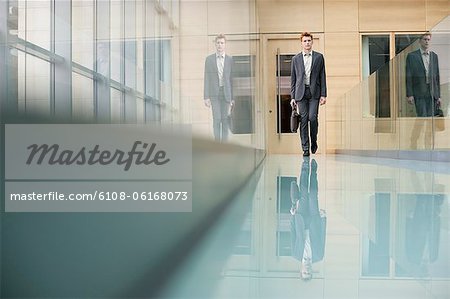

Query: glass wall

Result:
[339,16,450,155]
[2,0,182,125]
[1,0,265,148]
[178,0,260,148]
[1,0,262,149]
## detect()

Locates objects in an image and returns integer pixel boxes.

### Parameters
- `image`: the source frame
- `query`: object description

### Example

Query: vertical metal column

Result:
[276,48,281,139]
[124,0,137,123]
[53,0,72,118]
[95,0,111,122]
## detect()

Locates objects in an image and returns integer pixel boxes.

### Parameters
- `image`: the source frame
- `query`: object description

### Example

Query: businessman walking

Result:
[290,32,327,156]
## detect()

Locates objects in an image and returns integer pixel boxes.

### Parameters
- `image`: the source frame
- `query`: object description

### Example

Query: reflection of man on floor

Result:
[405,194,444,273]
[290,158,326,281]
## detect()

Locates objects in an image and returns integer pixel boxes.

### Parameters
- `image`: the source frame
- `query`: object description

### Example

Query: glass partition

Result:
[339,16,450,155]
[1,0,262,150]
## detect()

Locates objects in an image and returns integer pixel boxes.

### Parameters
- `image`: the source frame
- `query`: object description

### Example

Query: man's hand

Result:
[319,96,327,105]
[290,99,296,109]
[407,96,414,105]
[204,98,211,108]
[436,98,442,107]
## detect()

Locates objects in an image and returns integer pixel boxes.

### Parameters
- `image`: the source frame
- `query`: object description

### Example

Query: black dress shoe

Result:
[303,150,310,157]
[311,143,318,154]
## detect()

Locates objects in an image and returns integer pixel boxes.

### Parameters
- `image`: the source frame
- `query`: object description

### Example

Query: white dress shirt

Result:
[302,51,312,86]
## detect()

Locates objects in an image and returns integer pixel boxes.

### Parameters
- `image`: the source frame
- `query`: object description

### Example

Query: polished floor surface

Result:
[163,154,450,299]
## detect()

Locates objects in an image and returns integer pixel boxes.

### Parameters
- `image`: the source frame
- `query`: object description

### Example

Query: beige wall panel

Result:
[324,0,358,32]
[426,0,450,29]
[180,35,208,80]
[433,119,450,148]
[347,86,363,121]
[179,78,208,125]
[180,53,207,80]
[257,0,324,33]
[361,120,378,149]
[398,118,416,149]
[180,35,209,52]
[206,1,254,35]
[349,120,363,149]
[326,76,359,121]
[377,126,400,150]
[180,1,208,36]
[359,0,426,32]
[398,118,434,149]
[326,121,344,150]
[180,79,203,102]
[324,33,360,77]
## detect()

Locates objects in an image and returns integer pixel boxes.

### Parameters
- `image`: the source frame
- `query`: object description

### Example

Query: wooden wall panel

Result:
[180,1,208,36]
[359,0,427,31]
[326,76,360,121]
[324,0,359,32]
[257,0,324,33]
[324,32,360,77]
[206,1,254,35]
[426,0,450,29]
[179,36,209,80]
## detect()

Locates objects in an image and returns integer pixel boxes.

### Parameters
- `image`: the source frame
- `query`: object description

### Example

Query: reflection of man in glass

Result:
[203,34,234,142]
[290,158,326,281]
[406,32,441,117]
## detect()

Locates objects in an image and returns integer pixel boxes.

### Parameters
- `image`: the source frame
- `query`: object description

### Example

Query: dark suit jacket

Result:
[203,53,234,102]
[290,212,326,263]
[290,51,327,101]
[406,49,440,99]
[290,169,326,263]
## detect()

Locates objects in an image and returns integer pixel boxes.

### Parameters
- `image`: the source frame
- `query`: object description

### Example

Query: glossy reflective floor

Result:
[162,155,450,299]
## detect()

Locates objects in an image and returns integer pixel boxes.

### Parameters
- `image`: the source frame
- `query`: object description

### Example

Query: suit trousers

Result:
[297,86,319,151]
[211,87,230,142]
[414,84,434,117]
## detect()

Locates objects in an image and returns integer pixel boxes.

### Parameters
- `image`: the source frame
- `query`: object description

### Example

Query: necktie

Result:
[423,52,430,84]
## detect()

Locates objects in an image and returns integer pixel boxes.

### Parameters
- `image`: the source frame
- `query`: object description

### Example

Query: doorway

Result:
[265,35,325,154]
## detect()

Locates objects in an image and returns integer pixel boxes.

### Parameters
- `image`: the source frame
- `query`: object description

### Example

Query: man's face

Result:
[301,36,313,52]
[215,38,226,54]
[419,35,431,51]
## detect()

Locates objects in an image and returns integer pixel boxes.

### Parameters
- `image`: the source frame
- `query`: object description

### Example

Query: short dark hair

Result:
[215,34,226,42]
[420,32,432,39]
[300,32,313,41]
